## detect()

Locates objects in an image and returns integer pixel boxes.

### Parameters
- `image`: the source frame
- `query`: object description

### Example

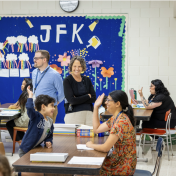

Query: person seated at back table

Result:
[6,82,33,146]
[138,79,176,129]
[99,95,107,121]
[18,86,55,158]
[86,90,136,176]
[8,78,32,109]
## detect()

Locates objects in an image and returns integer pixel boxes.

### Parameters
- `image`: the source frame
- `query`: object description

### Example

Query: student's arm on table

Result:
[26,86,37,121]
[86,133,119,152]
[138,87,162,109]
[63,78,90,105]
[8,101,20,109]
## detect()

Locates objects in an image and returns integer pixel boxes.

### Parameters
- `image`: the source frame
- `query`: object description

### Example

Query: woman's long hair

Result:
[109,90,135,127]
[149,79,170,100]
[18,82,33,112]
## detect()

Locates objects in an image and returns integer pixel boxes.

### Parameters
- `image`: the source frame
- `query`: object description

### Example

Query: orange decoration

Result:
[101,67,114,78]
[50,64,62,74]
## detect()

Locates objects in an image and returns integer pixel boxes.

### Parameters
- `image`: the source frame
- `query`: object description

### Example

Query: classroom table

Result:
[101,108,153,121]
[0,103,20,142]
[13,136,108,175]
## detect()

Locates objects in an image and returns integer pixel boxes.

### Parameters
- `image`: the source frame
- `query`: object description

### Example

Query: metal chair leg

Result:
[138,134,142,157]
[169,132,174,156]
[166,134,170,161]
[142,134,146,154]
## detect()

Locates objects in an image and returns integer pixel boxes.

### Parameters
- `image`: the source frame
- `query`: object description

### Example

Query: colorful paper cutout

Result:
[101,67,114,89]
[50,64,62,74]
[17,35,28,52]
[6,36,17,52]
[0,54,6,69]
[88,60,103,91]
[25,18,34,28]
[6,54,18,69]
[87,36,101,49]
[89,20,99,32]
[58,52,70,79]
[0,42,8,55]
[18,53,31,69]
[28,35,39,52]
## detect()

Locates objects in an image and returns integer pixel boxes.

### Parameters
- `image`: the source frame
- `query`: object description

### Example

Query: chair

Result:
[134,137,165,176]
[138,109,174,161]
[13,127,27,154]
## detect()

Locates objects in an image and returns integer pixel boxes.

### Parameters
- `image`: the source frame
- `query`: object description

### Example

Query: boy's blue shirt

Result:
[20,98,54,153]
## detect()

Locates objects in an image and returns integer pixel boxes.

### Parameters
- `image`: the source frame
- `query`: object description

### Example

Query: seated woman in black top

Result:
[138,79,176,129]
[63,56,96,125]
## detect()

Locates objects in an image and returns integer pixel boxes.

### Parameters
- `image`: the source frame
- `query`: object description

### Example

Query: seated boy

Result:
[99,95,107,121]
[18,86,55,158]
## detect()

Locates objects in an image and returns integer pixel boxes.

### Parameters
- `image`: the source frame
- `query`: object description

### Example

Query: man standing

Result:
[32,50,64,123]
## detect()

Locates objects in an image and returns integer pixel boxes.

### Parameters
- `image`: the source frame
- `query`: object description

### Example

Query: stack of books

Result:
[76,125,95,137]
[53,124,79,136]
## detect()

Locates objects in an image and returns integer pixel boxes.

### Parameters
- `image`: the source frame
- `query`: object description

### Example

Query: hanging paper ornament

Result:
[28,35,39,52]
[0,54,6,70]
[6,36,17,52]
[6,54,18,69]
[16,35,28,52]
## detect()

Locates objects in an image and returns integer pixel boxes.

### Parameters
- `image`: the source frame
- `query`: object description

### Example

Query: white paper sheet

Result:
[10,68,19,77]
[77,144,94,150]
[20,69,30,77]
[0,69,9,77]
[68,156,105,165]
[0,111,19,116]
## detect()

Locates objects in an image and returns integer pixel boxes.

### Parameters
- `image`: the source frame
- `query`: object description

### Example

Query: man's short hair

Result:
[35,50,50,63]
[35,94,55,111]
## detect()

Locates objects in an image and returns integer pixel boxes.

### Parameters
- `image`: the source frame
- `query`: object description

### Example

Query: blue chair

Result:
[134,137,165,176]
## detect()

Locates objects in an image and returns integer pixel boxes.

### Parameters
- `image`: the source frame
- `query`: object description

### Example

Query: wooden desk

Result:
[13,136,108,175]
[101,109,153,121]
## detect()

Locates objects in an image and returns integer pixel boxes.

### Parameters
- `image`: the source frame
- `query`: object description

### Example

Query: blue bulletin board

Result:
[0,15,127,123]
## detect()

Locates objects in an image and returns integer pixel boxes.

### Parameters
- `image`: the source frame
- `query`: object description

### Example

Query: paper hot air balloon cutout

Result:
[28,35,39,52]
[89,20,99,32]
[25,18,34,28]
[6,36,17,52]
[6,54,18,69]
[87,36,101,49]
[0,54,6,70]
[16,35,28,52]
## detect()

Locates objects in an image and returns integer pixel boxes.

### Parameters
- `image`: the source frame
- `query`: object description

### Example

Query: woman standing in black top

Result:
[63,56,96,125]
[138,79,176,128]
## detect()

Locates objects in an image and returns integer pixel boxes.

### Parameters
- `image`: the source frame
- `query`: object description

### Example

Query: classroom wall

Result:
[1,1,176,103]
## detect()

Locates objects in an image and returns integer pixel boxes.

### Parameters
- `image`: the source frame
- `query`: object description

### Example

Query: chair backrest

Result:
[165,109,171,121]
[153,137,165,176]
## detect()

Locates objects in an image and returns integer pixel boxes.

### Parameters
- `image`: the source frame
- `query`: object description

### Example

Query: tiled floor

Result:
[1,131,176,176]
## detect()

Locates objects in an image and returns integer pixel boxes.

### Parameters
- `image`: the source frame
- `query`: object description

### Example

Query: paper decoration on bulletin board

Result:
[6,53,19,77]
[0,14,128,123]
[28,35,39,52]
[0,54,9,77]
[17,35,28,52]
[18,53,31,77]
[6,36,17,52]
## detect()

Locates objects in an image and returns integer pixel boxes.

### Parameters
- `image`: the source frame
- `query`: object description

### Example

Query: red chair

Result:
[138,109,174,161]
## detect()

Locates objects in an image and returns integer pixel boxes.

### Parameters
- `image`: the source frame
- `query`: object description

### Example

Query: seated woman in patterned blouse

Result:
[86,90,136,176]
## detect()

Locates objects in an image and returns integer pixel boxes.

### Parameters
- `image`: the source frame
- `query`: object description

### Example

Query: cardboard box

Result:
[30,152,69,162]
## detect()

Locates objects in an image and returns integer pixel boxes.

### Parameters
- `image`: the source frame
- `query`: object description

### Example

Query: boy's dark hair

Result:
[35,95,55,111]
[102,95,107,108]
